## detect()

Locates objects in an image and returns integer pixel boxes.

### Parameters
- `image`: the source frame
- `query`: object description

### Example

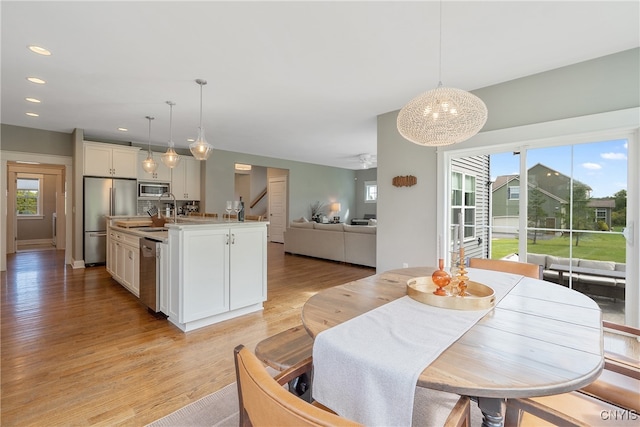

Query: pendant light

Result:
[189,79,213,160]
[141,116,158,173]
[161,101,180,168]
[396,1,487,146]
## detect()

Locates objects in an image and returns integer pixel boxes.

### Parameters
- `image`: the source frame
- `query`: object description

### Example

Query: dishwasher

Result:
[139,237,159,312]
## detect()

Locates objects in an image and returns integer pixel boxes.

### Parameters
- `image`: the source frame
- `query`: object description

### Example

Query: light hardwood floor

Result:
[1,243,375,426]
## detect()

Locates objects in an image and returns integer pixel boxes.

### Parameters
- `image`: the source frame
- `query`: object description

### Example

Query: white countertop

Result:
[109,216,268,243]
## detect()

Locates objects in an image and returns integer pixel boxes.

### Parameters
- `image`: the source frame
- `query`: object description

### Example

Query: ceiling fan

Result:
[358,154,377,169]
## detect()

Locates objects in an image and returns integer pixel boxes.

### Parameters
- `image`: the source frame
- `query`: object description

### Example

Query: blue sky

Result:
[490,139,628,199]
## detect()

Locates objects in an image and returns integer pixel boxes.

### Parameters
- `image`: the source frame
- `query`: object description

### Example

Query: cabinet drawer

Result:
[110,230,140,247]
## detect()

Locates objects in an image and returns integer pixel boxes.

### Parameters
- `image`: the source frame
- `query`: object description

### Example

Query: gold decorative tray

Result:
[406,276,495,310]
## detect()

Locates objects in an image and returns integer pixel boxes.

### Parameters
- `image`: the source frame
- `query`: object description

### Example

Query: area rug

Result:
[147,381,484,427]
[147,382,239,427]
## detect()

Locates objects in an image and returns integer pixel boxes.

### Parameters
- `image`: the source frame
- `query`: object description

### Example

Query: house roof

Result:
[492,175,519,192]
[588,199,615,208]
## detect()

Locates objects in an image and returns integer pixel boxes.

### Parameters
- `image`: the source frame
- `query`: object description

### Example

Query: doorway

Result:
[6,163,66,254]
[268,176,287,243]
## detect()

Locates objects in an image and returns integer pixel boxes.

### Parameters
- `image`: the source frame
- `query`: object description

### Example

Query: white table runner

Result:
[312,268,523,426]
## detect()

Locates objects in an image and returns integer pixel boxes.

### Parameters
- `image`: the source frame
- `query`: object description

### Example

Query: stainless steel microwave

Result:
[139,182,170,198]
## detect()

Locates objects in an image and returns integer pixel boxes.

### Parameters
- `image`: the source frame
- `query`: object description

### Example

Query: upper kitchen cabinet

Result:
[84,142,139,178]
[137,151,171,182]
[171,156,200,200]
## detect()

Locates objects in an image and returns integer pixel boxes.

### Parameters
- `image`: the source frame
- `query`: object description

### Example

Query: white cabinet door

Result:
[183,157,201,200]
[122,244,139,296]
[84,143,113,176]
[115,242,126,282]
[171,161,186,199]
[181,228,229,322]
[171,156,200,200]
[137,151,171,182]
[84,142,139,178]
[107,231,117,275]
[229,227,267,309]
[111,147,139,178]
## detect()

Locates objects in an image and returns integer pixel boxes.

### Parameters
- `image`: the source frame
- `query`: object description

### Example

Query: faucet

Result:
[158,192,177,224]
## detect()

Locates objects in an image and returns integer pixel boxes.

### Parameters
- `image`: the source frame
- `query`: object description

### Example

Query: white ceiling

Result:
[2,1,638,170]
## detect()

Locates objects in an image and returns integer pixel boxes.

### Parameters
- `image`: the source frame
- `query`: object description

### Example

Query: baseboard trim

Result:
[71,259,85,269]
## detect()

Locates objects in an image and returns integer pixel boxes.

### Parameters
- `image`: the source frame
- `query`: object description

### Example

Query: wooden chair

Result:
[468,258,542,279]
[204,212,218,218]
[504,321,640,426]
[223,213,237,220]
[234,344,472,427]
[245,214,263,221]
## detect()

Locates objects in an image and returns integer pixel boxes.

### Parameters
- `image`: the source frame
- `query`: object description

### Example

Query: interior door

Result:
[268,177,287,243]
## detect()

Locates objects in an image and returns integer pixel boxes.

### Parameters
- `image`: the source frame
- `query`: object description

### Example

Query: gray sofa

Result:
[526,253,626,300]
[283,222,376,267]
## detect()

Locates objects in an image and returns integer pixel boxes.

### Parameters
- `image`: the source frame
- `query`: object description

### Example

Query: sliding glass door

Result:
[452,137,629,323]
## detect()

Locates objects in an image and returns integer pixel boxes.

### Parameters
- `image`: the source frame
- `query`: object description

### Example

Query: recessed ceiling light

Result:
[27,77,46,84]
[118,127,128,132]
[187,138,195,142]
[28,45,51,56]
[25,97,41,103]
[26,112,39,117]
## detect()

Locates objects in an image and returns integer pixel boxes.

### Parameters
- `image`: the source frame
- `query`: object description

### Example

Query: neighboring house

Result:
[451,156,490,260]
[491,164,593,232]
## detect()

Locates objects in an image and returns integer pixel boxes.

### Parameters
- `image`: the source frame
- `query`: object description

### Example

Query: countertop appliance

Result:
[139,181,170,198]
[139,237,158,312]
[83,177,137,265]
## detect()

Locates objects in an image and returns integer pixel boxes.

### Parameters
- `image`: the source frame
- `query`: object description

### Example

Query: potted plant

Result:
[309,201,326,223]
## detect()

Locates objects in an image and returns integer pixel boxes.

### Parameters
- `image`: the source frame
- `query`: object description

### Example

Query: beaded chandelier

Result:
[397,2,487,146]
[397,84,487,146]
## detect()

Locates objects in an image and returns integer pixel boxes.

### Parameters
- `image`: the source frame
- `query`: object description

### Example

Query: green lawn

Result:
[491,232,626,263]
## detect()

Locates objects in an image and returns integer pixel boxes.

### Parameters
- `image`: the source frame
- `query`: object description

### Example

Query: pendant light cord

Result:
[146,116,154,153]
[437,0,443,87]
[199,82,203,130]
[168,101,174,146]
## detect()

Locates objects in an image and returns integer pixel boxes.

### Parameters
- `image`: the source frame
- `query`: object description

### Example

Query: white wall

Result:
[202,149,356,224]
[377,111,439,272]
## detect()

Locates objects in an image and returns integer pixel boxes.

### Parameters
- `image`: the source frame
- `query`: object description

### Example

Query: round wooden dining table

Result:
[301,266,604,427]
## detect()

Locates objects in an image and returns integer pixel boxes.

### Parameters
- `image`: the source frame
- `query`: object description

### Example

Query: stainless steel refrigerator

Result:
[84,177,137,265]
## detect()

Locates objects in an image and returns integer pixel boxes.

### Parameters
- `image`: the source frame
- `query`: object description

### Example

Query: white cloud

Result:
[624,142,628,149]
[614,182,627,190]
[582,162,602,170]
[601,152,627,160]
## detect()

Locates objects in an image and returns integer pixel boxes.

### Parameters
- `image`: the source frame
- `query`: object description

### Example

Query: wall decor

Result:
[392,175,417,187]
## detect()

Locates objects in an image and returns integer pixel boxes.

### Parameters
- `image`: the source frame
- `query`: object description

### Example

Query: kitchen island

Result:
[107,217,268,332]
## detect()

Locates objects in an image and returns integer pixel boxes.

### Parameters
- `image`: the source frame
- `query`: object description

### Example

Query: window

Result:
[451,172,476,240]
[17,176,42,216]
[508,186,520,200]
[365,181,377,203]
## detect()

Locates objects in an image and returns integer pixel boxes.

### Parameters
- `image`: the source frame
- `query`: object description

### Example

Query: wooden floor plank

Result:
[0,244,374,426]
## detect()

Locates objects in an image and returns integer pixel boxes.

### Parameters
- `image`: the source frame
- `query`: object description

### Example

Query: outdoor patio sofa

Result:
[526,253,626,300]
